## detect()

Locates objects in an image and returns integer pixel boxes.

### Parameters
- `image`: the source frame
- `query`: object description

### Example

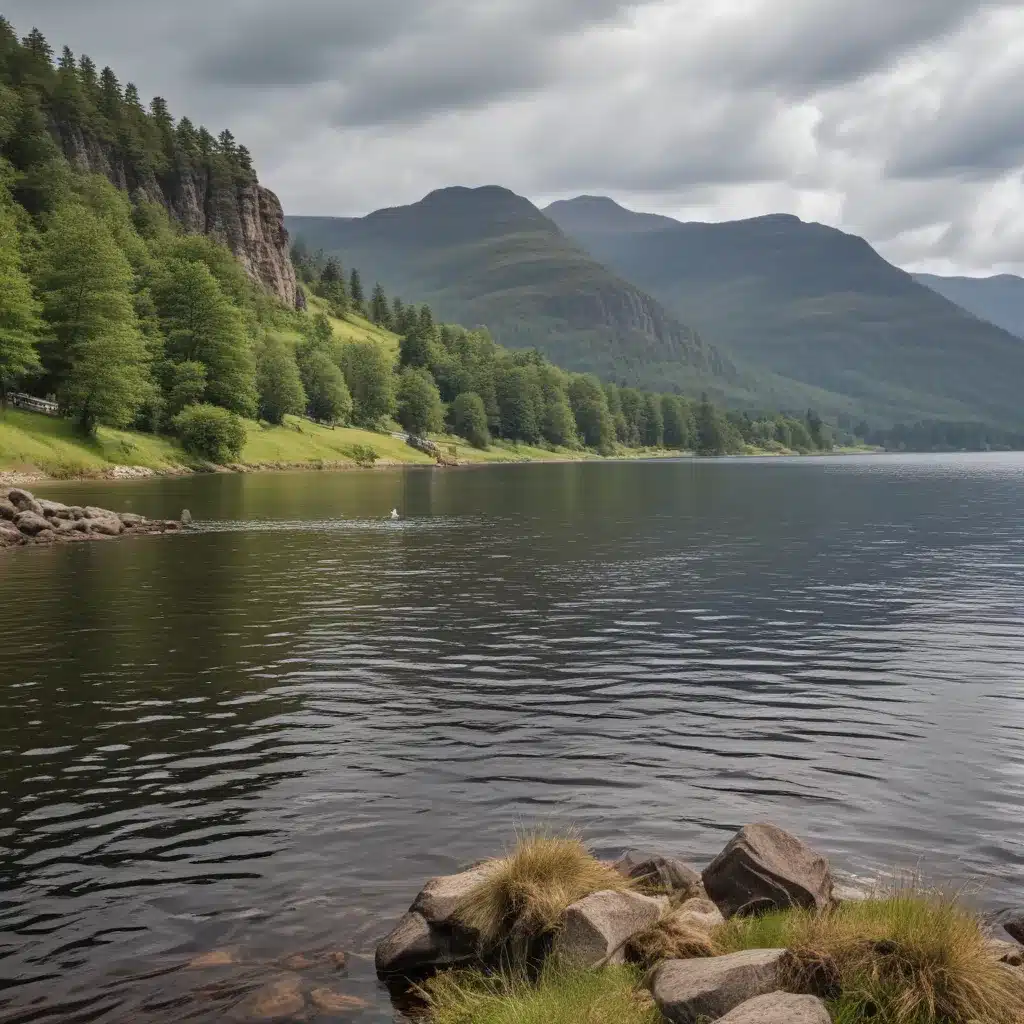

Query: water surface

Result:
[2,454,1024,1021]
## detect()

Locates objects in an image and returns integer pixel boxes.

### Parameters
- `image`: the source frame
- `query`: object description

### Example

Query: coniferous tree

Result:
[695,392,726,455]
[348,268,364,311]
[642,391,664,447]
[0,191,41,405]
[37,202,151,433]
[370,283,391,327]
[391,296,404,327]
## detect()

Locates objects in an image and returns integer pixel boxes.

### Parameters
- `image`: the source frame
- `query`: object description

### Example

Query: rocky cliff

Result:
[55,125,297,308]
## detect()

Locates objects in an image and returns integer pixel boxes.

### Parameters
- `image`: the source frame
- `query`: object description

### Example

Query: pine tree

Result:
[37,203,151,433]
[349,268,364,310]
[0,193,42,405]
[153,259,257,417]
[370,283,391,327]
[53,44,90,127]
[98,66,121,122]
[391,296,404,327]
[416,304,435,340]
[695,393,725,455]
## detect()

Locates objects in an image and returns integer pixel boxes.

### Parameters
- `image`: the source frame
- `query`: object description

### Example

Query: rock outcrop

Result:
[649,948,790,1023]
[54,125,297,307]
[702,823,834,917]
[0,489,182,550]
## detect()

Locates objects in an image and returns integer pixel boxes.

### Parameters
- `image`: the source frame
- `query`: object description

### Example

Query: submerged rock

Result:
[702,823,834,917]
[649,948,790,1023]
[552,889,667,968]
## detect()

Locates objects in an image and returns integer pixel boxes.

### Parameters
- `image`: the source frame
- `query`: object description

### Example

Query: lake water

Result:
[2,454,1024,1021]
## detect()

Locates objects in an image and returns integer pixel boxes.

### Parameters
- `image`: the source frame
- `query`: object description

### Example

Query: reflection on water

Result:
[2,454,1024,1021]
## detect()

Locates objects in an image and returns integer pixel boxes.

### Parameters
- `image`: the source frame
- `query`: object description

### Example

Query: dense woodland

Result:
[0,20,836,462]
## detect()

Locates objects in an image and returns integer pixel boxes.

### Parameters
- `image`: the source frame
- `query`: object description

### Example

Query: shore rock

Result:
[410,867,490,931]
[649,949,789,1023]
[615,851,703,896]
[0,488,181,551]
[717,993,831,1024]
[988,938,1024,966]
[703,824,834,917]
[674,897,726,933]
[1005,917,1024,945]
[374,910,476,980]
[552,890,667,968]
[15,511,53,536]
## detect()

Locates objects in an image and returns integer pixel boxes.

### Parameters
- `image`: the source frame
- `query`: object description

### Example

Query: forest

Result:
[0,19,834,464]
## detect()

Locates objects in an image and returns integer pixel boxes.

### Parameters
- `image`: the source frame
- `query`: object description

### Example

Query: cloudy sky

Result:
[7,0,1024,274]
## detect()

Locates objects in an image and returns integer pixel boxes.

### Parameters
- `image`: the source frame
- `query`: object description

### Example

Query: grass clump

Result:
[455,831,634,952]
[626,909,722,969]
[716,885,1024,1024]
[425,964,658,1024]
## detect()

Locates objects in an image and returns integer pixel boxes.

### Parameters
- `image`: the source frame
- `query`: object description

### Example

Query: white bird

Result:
[390,509,400,520]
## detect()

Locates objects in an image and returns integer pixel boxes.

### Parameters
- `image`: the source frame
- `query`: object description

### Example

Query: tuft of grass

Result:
[716,884,1024,1024]
[425,964,659,1024]
[454,831,634,952]
[626,910,722,969]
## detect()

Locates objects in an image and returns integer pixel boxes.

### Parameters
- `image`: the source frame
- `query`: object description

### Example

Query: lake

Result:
[2,454,1024,1021]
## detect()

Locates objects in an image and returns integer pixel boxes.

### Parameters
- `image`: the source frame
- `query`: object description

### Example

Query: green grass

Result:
[716,888,1024,1024]
[0,408,191,477]
[305,294,401,360]
[425,965,658,1024]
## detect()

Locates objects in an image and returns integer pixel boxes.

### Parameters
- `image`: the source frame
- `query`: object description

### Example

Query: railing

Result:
[9,393,59,416]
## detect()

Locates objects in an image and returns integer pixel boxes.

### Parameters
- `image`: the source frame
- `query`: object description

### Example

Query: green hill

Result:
[546,196,1024,428]
[915,273,1024,340]
[287,186,750,400]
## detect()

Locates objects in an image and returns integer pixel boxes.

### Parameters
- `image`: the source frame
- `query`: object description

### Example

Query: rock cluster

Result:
[0,488,182,550]
[377,822,1017,1024]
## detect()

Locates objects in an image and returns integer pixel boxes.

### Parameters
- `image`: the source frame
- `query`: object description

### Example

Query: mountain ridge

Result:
[545,195,1024,428]
[914,272,1024,340]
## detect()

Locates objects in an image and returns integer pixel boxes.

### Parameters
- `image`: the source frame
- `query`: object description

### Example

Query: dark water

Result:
[2,454,1024,1021]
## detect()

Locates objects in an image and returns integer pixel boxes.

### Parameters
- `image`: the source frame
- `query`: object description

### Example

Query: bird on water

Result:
[390,509,400,520]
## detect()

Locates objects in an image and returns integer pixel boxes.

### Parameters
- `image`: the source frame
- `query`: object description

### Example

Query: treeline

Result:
[867,420,1024,453]
[0,19,255,219]
[293,248,834,456]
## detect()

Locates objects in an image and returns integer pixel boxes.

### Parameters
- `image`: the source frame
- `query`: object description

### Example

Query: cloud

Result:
[4,0,1024,273]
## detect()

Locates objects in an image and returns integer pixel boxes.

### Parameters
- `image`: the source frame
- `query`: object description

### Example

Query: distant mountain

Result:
[288,187,750,400]
[547,197,1024,428]
[915,273,1024,340]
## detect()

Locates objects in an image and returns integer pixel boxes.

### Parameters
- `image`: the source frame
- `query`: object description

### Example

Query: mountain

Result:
[915,273,1024,340]
[547,197,1024,428]
[287,186,749,398]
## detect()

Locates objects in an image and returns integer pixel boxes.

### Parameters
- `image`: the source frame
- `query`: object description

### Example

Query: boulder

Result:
[8,487,36,509]
[0,498,16,521]
[88,517,124,537]
[238,974,305,1020]
[552,889,667,968]
[410,867,490,930]
[616,851,703,896]
[702,824,833,917]
[1005,916,1024,945]
[375,911,475,980]
[82,505,117,520]
[118,512,148,527]
[38,499,70,519]
[988,939,1024,967]
[716,993,831,1024]
[649,949,789,1023]
[674,897,726,933]
[0,523,24,547]
[15,511,53,536]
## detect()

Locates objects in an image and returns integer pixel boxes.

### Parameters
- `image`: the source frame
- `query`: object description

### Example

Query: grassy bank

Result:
[0,407,614,481]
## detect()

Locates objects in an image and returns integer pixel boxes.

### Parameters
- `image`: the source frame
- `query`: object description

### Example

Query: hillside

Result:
[547,196,1024,428]
[915,273,1024,340]
[287,186,747,399]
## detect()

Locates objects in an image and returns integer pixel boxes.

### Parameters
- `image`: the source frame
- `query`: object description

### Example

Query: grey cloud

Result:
[692,0,990,91]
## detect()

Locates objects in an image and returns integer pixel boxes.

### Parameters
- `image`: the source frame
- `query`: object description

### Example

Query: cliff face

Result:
[56,125,297,307]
